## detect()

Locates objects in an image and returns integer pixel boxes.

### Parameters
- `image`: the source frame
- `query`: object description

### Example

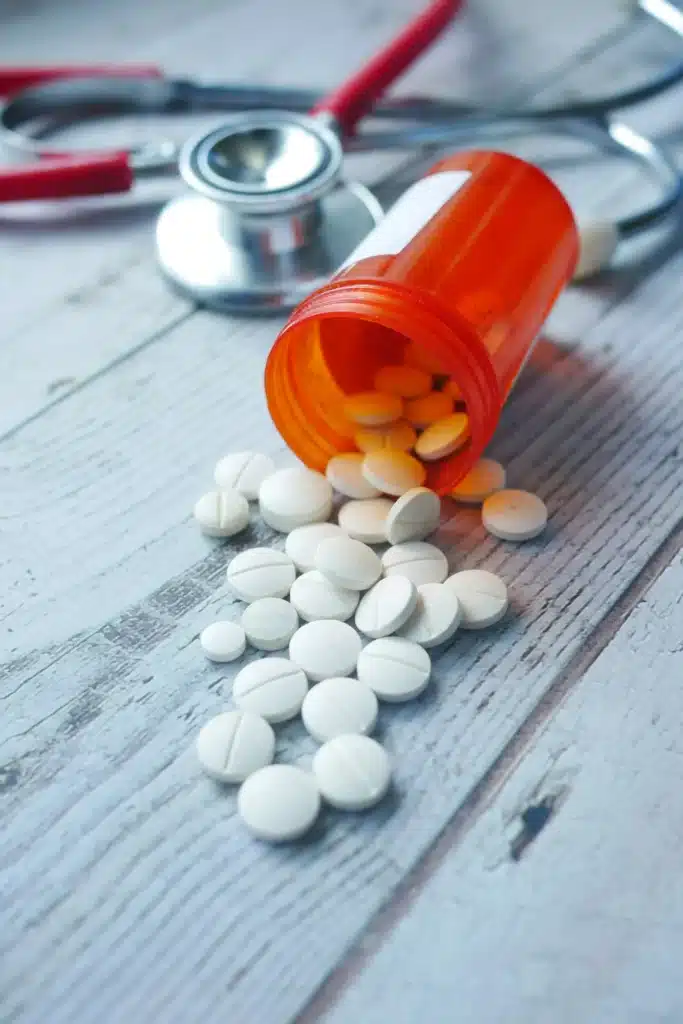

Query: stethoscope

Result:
[1,0,683,314]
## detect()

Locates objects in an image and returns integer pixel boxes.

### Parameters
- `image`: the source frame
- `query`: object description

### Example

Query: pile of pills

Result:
[192,429,547,842]
[339,348,473,472]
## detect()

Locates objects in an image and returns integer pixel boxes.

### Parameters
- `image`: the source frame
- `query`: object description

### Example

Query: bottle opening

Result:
[265,284,501,494]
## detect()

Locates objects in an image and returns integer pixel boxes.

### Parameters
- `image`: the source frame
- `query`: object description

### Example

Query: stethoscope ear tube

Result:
[0,76,182,160]
[0,151,134,202]
[353,113,683,268]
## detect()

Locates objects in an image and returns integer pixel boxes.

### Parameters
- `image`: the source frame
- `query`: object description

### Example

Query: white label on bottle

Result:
[340,170,471,269]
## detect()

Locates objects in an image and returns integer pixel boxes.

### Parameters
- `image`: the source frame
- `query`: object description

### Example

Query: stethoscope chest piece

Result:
[155,111,383,312]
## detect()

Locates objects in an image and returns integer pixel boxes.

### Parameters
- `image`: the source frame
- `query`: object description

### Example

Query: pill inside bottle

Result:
[265,150,578,495]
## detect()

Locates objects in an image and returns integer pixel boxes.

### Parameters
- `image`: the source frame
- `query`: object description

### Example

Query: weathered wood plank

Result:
[1,0,229,61]
[0,263,189,439]
[2,239,683,1023]
[321,544,683,1024]
[4,3,683,1023]
[0,0,629,436]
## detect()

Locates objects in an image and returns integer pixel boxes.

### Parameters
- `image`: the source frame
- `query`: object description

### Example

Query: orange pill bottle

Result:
[265,150,578,494]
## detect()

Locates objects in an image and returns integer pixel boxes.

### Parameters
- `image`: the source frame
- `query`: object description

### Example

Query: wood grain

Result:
[3,228,683,1024]
[0,0,628,436]
[322,545,683,1024]
[3,2,683,1023]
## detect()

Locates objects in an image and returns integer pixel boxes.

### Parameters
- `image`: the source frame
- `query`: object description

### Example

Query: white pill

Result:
[285,522,345,572]
[241,597,299,650]
[289,620,362,682]
[226,547,296,602]
[213,451,275,500]
[289,570,359,622]
[374,364,432,398]
[199,620,247,662]
[196,710,275,783]
[362,450,426,497]
[354,420,417,454]
[326,453,382,499]
[315,535,382,592]
[451,458,506,504]
[403,339,445,375]
[386,486,440,544]
[482,489,548,541]
[259,467,333,532]
[443,569,508,629]
[313,734,391,811]
[194,489,249,538]
[301,677,378,742]
[238,764,320,842]
[357,636,431,702]
[232,657,307,722]
[398,582,461,648]
[415,412,470,461]
[355,576,417,638]
[573,218,619,281]
[382,541,448,585]
[404,390,453,428]
[343,391,403,426]
[338,498,393,544]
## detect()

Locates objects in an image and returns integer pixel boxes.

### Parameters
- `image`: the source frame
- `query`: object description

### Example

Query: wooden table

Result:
[3,2,683,1021]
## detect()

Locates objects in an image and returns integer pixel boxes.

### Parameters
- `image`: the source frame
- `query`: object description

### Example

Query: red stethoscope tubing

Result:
[0,0,463,202]
[312,0,463,133]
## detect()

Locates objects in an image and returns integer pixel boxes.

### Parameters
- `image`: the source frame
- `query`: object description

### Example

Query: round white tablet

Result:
[194,489,249,538]
[241,597,299,650]
[285,522,345,572]
[354,576,417,638]
[451,458,506,504]
[357,636,431,702]
[313,734,391,811]
[226,547,296,602]
[232,657,308,723]
[374,364,431,398]
[403,339,445,375]
[443,569,508,629]
[354,420,417,454]
[482,489,548,541]
[343,391,403,426]
[213,451,275,500]
[414,412,470,461]
[404,390,453,428]
[398,582,461,648]
[385,487,440,544]
[315,536,382,592]
[337,498,393,544]
[381,541,448,585]
[289,620,362,682]
[289,570,359,622]
[196,710,275,783]
[259,467,333,532]
[238,764,321,842]
[199,620,247,662]
[301,676,378,742]
[326,453,382,499]
[362,450,426,497]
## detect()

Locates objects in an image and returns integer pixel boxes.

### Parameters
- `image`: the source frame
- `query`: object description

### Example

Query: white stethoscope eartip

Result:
[572,218,620,281]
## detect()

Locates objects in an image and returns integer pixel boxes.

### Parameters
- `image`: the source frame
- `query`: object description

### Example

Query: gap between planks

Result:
[299,516,683,1024]
[2,247,683,1022]
[0,0,633,438]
